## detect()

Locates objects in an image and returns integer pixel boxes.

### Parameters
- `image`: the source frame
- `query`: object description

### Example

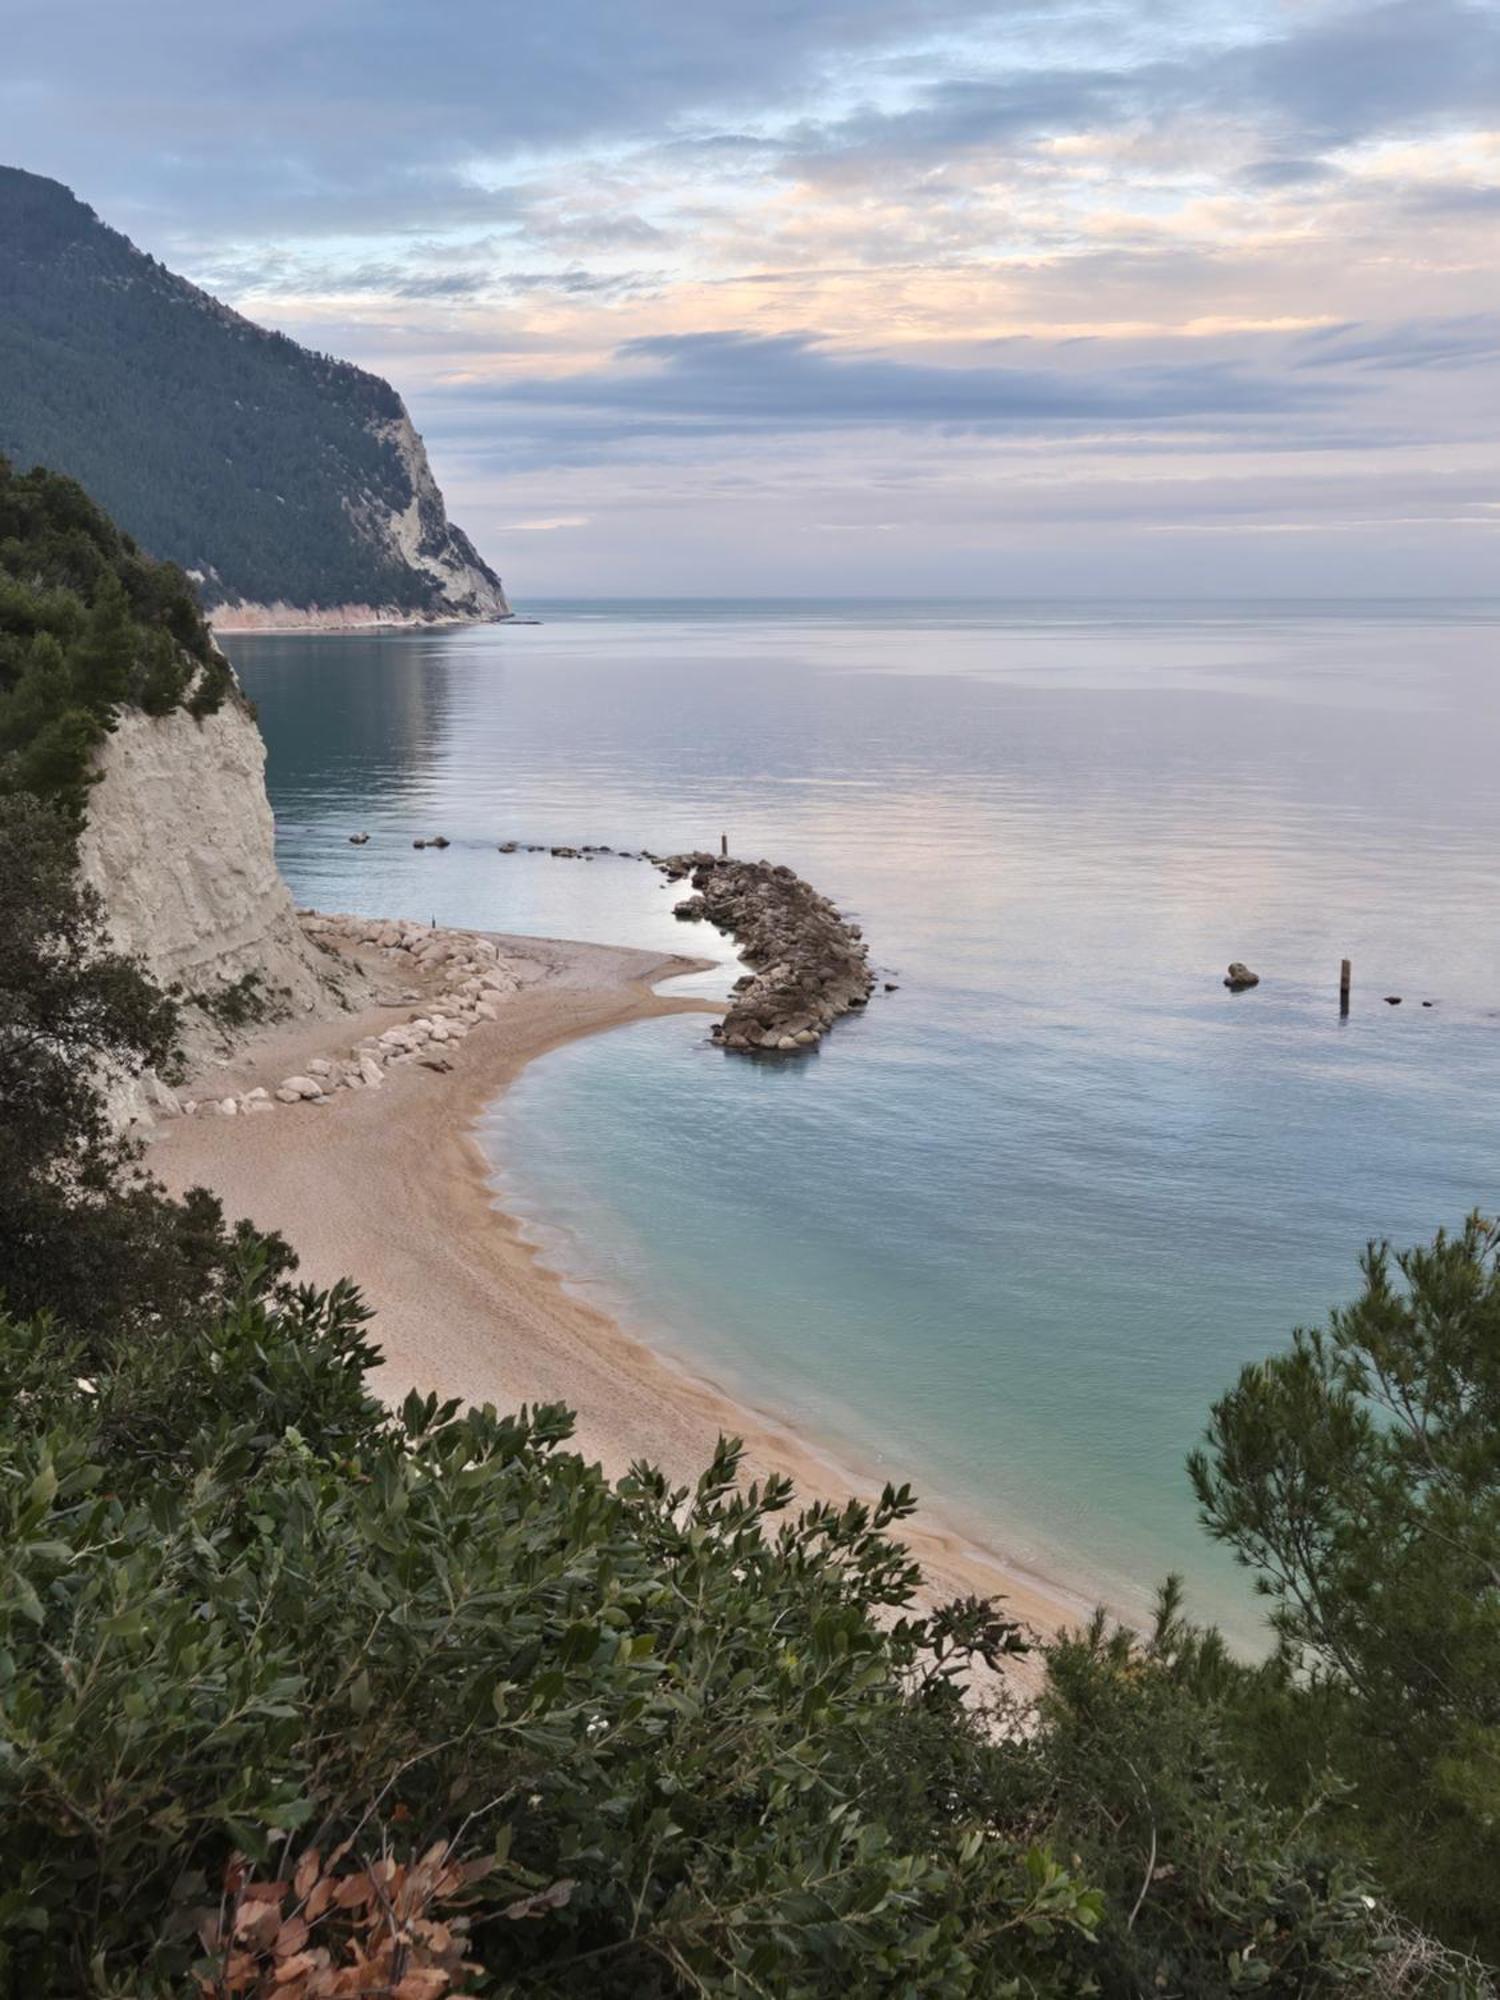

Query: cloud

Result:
[782,0,1500,180]
[1295,316,1500,372]
[482,327,1343,438]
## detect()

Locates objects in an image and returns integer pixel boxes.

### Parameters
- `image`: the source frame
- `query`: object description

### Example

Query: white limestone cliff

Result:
[76,691,364,1122]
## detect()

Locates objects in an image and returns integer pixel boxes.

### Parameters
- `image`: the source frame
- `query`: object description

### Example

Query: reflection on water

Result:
[229,600,1500,1636]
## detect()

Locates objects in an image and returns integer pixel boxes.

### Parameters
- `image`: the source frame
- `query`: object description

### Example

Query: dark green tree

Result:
[67,568,135,706]
[1191,1218,1500,1959]
[0,793,280,1349]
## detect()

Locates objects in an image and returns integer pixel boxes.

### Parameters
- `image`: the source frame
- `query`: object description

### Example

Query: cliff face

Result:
[76,696,364,1122]
[0,165,510,625]
[210,411,509,630]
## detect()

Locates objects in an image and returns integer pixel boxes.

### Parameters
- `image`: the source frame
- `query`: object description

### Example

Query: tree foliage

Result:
[0,792,288,1353]
[4,1277,1454,1999]
[1192,1219,1500,1960]
[0,453,231,818]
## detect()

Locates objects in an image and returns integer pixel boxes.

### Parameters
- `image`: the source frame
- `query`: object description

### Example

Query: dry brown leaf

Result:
[274,1916,310,1958]
[293,1850,321,1902]
[234,1904,283,1952]
[393,1971,451,2000]
[303,1877,335,1923]
[331,1872,372,1910]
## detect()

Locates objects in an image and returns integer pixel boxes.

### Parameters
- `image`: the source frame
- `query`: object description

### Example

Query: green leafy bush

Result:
[8,1273,1449,1999]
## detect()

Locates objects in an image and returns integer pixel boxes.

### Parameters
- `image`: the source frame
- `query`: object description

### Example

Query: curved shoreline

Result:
[153,927,1103,1665]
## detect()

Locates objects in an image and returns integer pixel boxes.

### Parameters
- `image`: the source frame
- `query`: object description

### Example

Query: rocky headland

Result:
[660,850,875,1053]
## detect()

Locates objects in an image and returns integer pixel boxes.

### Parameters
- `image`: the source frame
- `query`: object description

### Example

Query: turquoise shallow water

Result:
[228,600,1500,1639]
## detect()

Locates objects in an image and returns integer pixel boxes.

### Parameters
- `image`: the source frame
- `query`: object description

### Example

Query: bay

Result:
[228,598,1500,1636]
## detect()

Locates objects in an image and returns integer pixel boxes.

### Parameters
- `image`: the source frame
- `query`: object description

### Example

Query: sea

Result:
[226,598,1500,1641]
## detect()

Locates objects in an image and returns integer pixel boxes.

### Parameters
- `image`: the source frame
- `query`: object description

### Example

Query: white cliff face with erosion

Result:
[75,694,367,1121]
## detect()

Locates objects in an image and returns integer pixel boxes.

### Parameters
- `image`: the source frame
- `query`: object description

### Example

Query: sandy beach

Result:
[153,924,1098,1660]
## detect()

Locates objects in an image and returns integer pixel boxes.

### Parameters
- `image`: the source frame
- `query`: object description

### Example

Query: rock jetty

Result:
[660,852,874,1054]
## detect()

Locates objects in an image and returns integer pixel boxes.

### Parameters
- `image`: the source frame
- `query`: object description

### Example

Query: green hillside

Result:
[0,166,504,615]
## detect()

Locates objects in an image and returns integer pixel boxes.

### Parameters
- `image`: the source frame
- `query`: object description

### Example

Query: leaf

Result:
[332,1871,372,1910]
[275,1915,310,1957]
[503,1878,575,1921]
[393,1972,450,2000]
[8,1574,44,1626]
[27,1462,58,1510]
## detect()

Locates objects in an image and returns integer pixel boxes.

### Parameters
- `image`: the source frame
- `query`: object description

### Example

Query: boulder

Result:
[358,1055,384,1089]
[145,1072,183,1117]
[1224,963,1260,991]
[280,1075,323,1100]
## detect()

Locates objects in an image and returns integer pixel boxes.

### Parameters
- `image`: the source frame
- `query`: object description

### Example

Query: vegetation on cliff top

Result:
[0,165,503,614]
[0,453,232,820]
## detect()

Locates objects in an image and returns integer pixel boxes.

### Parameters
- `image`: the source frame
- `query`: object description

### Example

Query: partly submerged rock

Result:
[1224,962,1260,991]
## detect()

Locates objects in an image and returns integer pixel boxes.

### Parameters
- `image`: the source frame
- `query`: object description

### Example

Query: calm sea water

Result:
[228,600,1500,1638]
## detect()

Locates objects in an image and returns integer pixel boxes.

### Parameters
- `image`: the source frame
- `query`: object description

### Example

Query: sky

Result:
[4,0,1499,597]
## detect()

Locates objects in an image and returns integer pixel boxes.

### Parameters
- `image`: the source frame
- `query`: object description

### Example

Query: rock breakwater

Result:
[661,852,874,1054]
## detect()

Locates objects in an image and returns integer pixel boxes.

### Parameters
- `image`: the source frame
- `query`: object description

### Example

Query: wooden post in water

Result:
[1340,958,1352,1016]
[720,831,728,858]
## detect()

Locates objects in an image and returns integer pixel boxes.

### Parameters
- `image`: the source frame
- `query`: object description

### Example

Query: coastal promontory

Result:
[0,166,508,629]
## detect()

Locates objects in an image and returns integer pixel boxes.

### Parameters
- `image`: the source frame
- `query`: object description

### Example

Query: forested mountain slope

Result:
[0,167,507,623]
